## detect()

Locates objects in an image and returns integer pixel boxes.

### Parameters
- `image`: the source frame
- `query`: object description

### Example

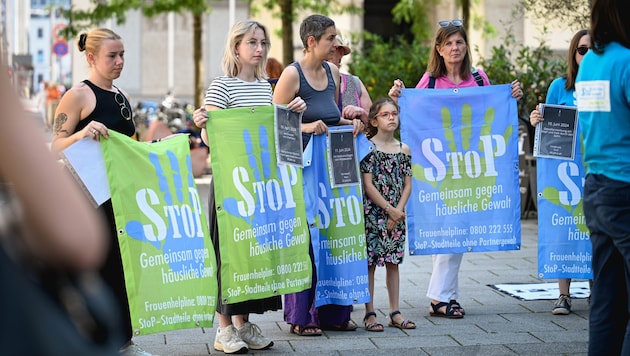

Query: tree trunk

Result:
[279,0,294,66]
[193,13,204,108]
[461,0,470,34]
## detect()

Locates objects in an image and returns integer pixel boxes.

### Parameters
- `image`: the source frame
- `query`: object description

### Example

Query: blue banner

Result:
[536,125,592,279]
[303,128,371,307]
[399,85,521,255]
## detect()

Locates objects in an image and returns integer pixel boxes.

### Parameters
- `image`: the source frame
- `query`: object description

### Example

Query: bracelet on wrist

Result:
[385,203,391,212]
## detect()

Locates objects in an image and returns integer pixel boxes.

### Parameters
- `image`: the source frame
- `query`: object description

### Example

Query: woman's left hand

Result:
[511,80,523,100]
[351,117,364,136]
[287,96,307,113]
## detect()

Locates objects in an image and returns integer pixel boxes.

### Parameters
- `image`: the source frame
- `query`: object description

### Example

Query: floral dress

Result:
[360,142,412,266]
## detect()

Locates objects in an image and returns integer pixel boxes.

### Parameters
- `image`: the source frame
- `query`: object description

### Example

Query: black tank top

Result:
[292,61,340,148]
[75,80,135,137]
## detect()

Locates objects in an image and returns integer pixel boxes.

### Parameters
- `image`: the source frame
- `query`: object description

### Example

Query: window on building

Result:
[37,28,43,38]
[37,50,44,64]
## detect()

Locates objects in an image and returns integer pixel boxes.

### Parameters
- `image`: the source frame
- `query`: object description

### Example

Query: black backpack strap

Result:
[428,76,436,89]
[472,68,484,86]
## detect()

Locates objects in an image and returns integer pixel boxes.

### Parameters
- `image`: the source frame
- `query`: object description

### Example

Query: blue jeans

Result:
[584,174,630,356]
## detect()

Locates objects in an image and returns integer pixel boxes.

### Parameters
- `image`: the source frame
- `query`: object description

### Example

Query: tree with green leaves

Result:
[59,0,210,107]
[253,0,359,66]
[519,0,591,30]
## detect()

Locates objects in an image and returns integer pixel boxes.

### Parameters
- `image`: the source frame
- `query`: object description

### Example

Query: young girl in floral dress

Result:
[360,98,415,331]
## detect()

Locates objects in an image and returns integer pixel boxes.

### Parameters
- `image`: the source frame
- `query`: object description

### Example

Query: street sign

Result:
[53,23,66,41]
[53,40,68,57]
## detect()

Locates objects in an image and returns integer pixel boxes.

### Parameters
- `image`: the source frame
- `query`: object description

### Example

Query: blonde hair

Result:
[222,21,270,80]
[77,28,122,66]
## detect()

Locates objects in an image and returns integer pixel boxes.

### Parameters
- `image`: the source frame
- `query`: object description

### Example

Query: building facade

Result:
[6,0,577,102]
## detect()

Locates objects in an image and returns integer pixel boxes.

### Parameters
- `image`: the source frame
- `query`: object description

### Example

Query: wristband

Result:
[385,203,391,212]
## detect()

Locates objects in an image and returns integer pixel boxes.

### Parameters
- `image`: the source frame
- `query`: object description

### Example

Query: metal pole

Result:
[168,12,174,92]
[229,0,235,28]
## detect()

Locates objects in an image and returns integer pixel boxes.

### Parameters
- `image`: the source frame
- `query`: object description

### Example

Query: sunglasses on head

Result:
[438,19,463,27]
[576,46,590,55]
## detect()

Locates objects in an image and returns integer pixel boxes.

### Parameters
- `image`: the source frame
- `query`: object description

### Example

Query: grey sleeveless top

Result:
[339,73,361,108]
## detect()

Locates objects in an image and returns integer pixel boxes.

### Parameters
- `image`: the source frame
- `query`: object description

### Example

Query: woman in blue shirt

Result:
[529,29,591,316]
[574,0,630,354]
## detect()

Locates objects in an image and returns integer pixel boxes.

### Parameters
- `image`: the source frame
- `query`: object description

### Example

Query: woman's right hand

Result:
[388,79,405,104]
[303,120,329,136]
[83,120,108,141]
[529,104,543,127]
[193,107,208,129]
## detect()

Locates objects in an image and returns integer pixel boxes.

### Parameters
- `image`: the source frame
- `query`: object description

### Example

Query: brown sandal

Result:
[388,310,416,329]
[363,312,384,332]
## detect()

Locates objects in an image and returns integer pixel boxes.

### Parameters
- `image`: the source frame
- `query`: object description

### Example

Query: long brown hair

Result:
[565,29,589,91]
[426,25,473,80]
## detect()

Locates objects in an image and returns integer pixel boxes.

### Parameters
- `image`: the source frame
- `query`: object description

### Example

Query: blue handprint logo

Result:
[125,147,206,273]
[221,124,299,247]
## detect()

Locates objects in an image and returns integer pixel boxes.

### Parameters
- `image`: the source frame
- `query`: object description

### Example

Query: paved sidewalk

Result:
[134,217,589,355]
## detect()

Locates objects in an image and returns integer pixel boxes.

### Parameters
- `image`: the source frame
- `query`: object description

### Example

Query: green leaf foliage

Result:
[476,28,566,120]
[349,32,430,101]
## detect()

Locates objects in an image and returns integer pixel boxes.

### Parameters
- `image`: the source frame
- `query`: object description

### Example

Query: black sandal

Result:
[449,299,466,315]
[363,312,384,332]
[290,324,322,336]
[430,301,463,319]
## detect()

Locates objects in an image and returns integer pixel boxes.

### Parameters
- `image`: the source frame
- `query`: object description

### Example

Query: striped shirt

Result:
[204,76,272,109]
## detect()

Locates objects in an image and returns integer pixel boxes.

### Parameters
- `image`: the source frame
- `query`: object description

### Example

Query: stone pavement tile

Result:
[285,335,376,352]
[505,342,588,356]
[474,313,577,333]
[421,344,517,356]
[450,330,542,346]
[371,334,460,348]
[340,349,430,356]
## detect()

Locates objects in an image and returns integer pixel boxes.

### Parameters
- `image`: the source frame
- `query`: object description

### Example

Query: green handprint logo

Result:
[540,133,588,234]
[414,103,513,210]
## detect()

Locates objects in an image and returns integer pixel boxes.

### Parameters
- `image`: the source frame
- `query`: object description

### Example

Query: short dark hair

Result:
[590,0,630,53]
[299,14,335,50]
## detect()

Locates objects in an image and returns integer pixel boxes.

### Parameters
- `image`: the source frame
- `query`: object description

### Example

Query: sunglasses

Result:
[438,19,464,27]
[114,91,132,121]
[576,46,590,55]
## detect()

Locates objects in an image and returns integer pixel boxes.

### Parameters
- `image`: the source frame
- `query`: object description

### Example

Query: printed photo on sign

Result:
[274,105,303,167]
[533,104,578,160]
[328,129,360,188]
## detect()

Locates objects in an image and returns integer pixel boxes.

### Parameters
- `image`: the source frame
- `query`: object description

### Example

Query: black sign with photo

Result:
[328,129,359,187]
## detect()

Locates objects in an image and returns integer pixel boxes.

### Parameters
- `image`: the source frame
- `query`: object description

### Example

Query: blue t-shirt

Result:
[546,77,576,106]
[576,42,630,183]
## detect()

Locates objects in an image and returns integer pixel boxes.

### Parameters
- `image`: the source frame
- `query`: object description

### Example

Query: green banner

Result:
[207,106,311,304]
[101,132,217,335]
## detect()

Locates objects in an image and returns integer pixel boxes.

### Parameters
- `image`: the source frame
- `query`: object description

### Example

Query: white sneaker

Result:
[214,325,248,354]
[120,343,158,356]
[237,321,273,350]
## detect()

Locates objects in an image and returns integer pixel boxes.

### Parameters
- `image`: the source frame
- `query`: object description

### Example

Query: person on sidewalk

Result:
[328,33,372,124]
[50,28,156,356]
[529,29,593,316]
[388,19,522,319]
[575,0,630,354]
[273,14,364,336]
[361,98,414,331]
[192,20,306,354]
